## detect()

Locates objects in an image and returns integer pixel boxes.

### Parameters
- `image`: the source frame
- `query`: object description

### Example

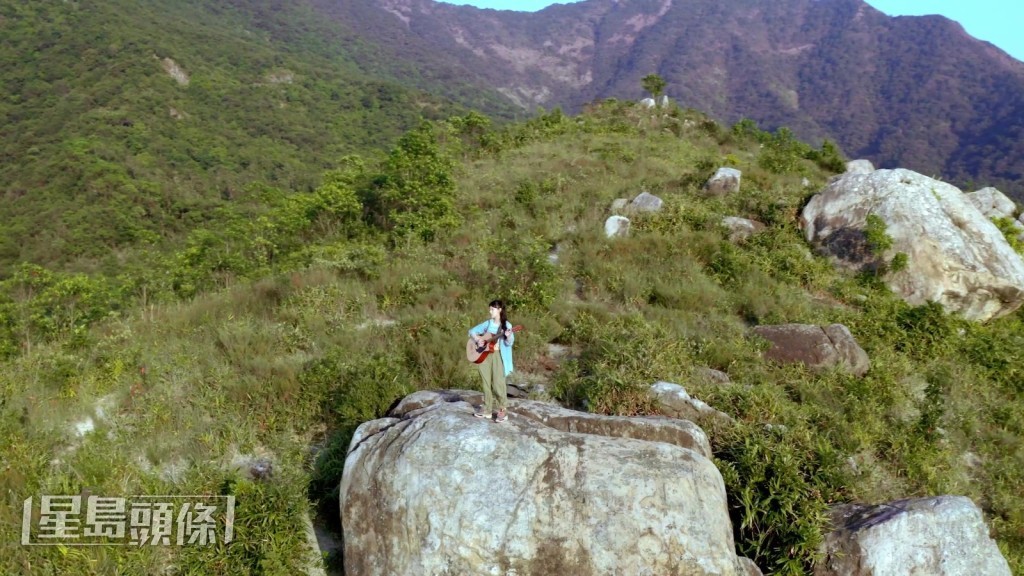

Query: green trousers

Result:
[477,352,507,412]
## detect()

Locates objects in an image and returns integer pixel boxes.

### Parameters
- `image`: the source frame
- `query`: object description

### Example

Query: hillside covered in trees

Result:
[0,0,510,273]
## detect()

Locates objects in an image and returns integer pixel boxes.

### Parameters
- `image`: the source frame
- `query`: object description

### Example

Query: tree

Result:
[641,74,667,99]
[366,122,460,242]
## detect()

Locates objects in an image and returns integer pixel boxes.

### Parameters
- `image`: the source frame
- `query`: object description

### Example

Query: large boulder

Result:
[752,323,870,377]
[340,389,754,576]
[801,168,1024,321]
[966,186,1017,220]
[966,187,1024,241]
[816,496,1011,576]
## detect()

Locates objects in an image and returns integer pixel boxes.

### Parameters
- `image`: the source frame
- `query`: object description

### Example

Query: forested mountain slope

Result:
[0,0,480,272]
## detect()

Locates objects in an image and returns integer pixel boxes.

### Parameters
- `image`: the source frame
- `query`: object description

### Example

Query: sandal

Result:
[495,409,508,423]
[474,408,492,419]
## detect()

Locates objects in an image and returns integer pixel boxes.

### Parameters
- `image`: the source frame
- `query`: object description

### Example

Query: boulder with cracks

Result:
[340,389,756,575]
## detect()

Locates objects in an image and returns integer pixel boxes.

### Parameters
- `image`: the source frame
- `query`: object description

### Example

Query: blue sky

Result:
[439,0,1024,62]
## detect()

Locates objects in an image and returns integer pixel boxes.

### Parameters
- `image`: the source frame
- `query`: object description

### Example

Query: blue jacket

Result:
[468,319,514,376]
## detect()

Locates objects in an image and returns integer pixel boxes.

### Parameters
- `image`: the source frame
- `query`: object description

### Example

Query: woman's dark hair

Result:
[489,299,509,341]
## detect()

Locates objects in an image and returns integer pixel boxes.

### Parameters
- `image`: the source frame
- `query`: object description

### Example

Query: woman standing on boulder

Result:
[468,300,515,422]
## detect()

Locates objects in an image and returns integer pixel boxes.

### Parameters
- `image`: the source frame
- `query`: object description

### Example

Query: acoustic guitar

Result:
[466,325,523,364]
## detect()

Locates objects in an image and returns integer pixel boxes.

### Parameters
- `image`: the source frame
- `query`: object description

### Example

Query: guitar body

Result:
[467,325,523,364]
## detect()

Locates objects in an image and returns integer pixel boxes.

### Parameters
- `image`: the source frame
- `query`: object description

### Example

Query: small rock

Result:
[604,215,630,238]
[628,191,664,213]
[703,167,742,197]
[845,159,875,174]
[721,216,766,242]
[74,418,95,437]
[693,367,731,385]
[250,458,273,481]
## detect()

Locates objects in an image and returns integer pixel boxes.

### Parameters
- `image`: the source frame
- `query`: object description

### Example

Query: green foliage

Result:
[477,108,576,154]
[279,173,363,241]
[471,233,563,310]
[179,472,315,575]
[864,215,894,254]
[363,122,461,242]
[552,312,676,415]
[806,139,847,173]
[0,264,125,355]
[916,364,952,440]
[992,216,1024,254]
[717,425,849,574]
[863,214,909,275]
[889,251,909,273]
[448,111,493,157]
[299,353,414,426]
[731,118,762,141]
[758,128,811,174]
[641,73,667,98]
[958,312,1024,391]
[733,119,846,175]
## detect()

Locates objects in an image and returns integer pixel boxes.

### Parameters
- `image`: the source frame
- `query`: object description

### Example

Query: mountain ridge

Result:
[318,0,1024,198]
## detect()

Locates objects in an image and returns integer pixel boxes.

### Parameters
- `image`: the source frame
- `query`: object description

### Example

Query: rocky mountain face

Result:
[311,0,1024,198]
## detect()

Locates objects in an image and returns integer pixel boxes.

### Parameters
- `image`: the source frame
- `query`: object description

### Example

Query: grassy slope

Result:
[0,104,1021,574]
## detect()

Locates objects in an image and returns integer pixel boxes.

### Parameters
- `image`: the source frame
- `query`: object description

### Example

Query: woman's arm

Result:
[468,321,489,340]
[504,321,514,347]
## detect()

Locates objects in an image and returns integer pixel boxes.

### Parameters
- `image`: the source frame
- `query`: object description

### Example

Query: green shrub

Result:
[991,216,1024,254]
[894,301,957,359]
[552,312,681,414]
[863,214,909,276]
[300,353,413,426]
[916,364,953,440]
[0,264,126,352]
[362,121,461,243]
[806,139,846,173]
[308,428,357,531]
[959,313,1024,391]
[864,215,893,254]
[757,128,811,175]
[716,425,849,575]
[179,472,314,575]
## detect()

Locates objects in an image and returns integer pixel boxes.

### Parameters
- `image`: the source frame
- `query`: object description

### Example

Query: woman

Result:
[468,299,515,422]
